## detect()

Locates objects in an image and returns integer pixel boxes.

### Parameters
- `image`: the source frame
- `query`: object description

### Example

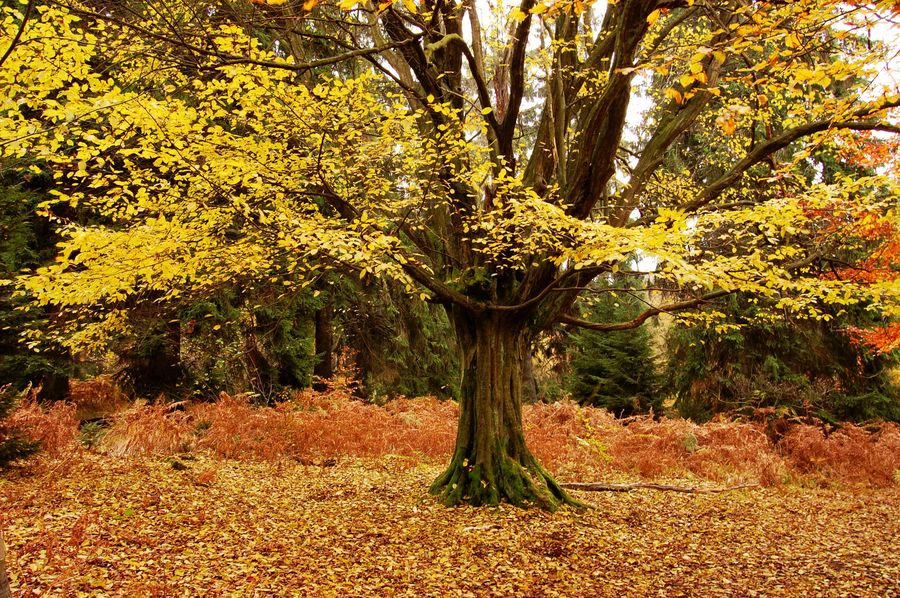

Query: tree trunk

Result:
[522,345,540,404]
[0,530,11,598]
[313,298,334,389]
[121,319,184,399]
[430,311,578,510]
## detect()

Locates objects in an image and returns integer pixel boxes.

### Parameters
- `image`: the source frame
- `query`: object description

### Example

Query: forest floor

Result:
[2,452,899,597]
[2,387,899,596]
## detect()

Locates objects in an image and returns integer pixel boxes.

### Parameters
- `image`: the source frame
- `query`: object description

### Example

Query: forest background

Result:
[1,0,900,592]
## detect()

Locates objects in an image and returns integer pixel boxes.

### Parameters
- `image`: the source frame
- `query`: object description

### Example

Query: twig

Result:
[0,0,35,70]
[561,482,759,494]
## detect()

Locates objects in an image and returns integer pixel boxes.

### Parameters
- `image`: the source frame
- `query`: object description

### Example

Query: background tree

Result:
[0,168,70,402]
[336,277,459,400]
[564,279,662,416]
[665,296,900,422]
[2,0,899,508]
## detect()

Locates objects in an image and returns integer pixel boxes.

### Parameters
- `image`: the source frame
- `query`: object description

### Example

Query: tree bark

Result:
[0,530,11,598]
[522,345,539,404]
[430,311,578,510]
[313,297,334,389]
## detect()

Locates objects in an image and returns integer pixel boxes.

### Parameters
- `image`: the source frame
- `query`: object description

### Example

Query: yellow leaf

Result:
[647,9,661,26]
[785,32,802,49]
[679,74,695,88]
[664,87,683,104]
[794,68,814,82]
[716,115,736,136]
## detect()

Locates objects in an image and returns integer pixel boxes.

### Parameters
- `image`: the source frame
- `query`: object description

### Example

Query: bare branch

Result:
[562,481,759,493]
[557,290,732,331]
[0,0,36,69]
[65,5,422,75]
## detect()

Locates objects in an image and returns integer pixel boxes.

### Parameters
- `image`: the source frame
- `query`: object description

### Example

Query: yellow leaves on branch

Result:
[2,0,898,352]
[0,8,438,350]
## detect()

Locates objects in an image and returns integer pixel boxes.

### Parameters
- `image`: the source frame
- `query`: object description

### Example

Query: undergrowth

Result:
[3,379,898,488]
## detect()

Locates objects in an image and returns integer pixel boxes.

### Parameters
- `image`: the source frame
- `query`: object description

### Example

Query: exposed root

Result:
[430,454,585,510]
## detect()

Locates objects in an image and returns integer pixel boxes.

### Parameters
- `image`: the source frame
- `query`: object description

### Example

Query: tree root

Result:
[430,456,585,510]
[560,482,759,494]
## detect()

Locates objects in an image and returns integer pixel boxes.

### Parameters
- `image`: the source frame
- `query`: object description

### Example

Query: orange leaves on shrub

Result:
[67,375,128,421]
[523,401,618,477]
[848,322,900,355]
[94,391,458,464]
[6,398,79,457]
[524,405,784,485]
[13,383,897,488]
[781,423,900,486]
[96,402,192,457]
[190,393,458,462]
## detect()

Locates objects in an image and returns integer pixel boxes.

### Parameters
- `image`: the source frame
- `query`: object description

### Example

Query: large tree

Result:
[2,0,899,508]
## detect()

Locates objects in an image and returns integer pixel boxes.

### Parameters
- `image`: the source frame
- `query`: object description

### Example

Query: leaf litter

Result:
[2,451,898,596]
[1,391,899,596]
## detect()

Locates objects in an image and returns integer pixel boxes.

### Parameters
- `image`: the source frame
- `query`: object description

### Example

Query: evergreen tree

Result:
[665,295,900,422]
[0,171,70,402]
[564,282,661,416]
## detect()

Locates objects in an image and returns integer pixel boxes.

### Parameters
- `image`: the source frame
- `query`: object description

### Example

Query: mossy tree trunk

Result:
[430,311,577,510]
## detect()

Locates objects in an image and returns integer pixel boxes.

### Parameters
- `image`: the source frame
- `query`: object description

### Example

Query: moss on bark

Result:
[430,311,581,510]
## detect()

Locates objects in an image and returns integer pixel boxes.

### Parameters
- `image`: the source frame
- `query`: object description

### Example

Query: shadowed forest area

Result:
[2,0,900,593]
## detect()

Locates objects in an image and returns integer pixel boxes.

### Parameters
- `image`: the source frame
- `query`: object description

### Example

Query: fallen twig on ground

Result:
[561,482,759,494]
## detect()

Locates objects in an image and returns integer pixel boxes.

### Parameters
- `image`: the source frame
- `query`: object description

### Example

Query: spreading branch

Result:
[683,104,900,214]
[66,5,422,75]
[557,290,732,331]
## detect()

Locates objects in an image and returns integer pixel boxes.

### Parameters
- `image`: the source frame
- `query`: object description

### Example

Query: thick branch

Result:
[612,37,726,226]
[498,0,537,160]
[683,104,900,213]
[565,2,657,219]
[557,290,732,331]
[398,259,488,313]
[437,35,501,151]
